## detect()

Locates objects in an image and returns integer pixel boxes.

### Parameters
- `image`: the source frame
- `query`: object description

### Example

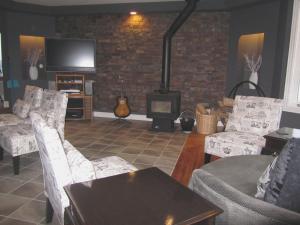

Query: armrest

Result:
[189,159,300,225]
[63,140,96,183]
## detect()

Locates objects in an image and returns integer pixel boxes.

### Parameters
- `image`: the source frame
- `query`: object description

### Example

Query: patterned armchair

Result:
[0,85,43,126]
[0,90,67,174]
[205,96,284,159]
[30,112,137,225]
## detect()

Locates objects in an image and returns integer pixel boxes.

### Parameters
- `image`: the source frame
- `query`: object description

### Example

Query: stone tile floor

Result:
[0,118,187,225]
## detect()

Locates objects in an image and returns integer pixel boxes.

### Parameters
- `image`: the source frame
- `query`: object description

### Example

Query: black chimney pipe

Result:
[160,0,199,93]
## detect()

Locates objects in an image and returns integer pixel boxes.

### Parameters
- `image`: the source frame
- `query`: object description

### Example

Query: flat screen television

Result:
[45,38,96,72]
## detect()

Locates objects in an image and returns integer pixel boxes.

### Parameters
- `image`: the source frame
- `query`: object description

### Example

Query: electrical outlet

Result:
[3,101,9,108]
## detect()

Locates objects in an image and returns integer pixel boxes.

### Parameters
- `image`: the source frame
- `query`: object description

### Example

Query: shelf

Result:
[57,82,83,84]
[67,107,84,110]
[56,74,92,120]
[67,94,84,97]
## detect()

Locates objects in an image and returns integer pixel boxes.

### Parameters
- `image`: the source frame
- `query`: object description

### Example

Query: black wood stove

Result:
[146,0,199,132]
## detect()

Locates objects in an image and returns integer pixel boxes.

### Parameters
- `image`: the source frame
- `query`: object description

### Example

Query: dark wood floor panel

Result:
[172,130,220,186]
[171,131,206,186]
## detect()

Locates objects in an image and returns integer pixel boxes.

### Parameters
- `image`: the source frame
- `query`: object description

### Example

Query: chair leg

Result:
[204,153,211,164]
[64,207,73,225]
[0,147,3,161]
[12,156,20,175]
[46,198,54,223]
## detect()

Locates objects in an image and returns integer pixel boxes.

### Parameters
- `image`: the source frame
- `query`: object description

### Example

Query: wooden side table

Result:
[262,127,294,156]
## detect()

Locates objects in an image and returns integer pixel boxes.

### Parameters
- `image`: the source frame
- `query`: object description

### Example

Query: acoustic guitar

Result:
[114,80,131,118]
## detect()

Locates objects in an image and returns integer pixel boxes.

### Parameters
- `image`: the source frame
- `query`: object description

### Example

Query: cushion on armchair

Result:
[92,156,137,179]
[226,96,283,136]
[33,90,68,141]
[23,85,43,110]
[13,99,31,119]
[205,131,266,157]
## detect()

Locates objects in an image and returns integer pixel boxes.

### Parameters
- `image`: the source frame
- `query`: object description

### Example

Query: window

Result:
[284,0,300,113]
[0,32,3,102]
[0,33,2,77]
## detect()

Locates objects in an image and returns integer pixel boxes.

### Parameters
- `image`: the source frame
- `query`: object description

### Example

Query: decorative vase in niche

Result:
[29,66,38,80]
[249,71,258,89]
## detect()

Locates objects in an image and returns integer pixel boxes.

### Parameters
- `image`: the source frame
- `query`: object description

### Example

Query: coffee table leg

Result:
[0,147,3,160]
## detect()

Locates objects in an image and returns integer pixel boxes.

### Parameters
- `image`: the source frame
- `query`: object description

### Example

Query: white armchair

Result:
[205,96,284,159]
[30,112,137,225]
[0,90,67,174]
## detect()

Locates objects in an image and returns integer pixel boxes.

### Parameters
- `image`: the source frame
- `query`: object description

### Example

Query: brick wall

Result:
[56,11,230,114]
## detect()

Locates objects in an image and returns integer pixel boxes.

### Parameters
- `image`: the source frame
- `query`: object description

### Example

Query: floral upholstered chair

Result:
[30,112,137,225]
[0,85,43,126]
[0,90,67,174]
[205,96,284,159]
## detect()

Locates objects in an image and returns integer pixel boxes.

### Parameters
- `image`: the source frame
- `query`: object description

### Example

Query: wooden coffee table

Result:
[64,167,222,225]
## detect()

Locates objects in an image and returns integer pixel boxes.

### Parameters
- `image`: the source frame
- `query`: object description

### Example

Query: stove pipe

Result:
[160,0,199,93]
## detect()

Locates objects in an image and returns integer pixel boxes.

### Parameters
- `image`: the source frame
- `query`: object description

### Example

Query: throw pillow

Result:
[275,138,300,213]
[23,85,43,109]
[63,140,96,183]
[264,138,295,204]
[255,156,278,199]
[13,99,31,119]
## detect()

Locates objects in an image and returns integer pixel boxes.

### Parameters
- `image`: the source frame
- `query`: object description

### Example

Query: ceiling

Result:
[1,0,271,15]
[12,0,183,6]
[11,0,268,7]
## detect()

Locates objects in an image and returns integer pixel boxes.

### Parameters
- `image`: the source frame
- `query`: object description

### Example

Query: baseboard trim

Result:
[93,111,181,123]
[93,111,152,121]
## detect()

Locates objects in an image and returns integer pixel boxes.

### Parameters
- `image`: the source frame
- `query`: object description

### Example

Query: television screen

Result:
[45,38,96,72]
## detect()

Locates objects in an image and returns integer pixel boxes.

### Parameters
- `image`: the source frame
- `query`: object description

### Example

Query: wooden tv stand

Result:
[56,74,93,120]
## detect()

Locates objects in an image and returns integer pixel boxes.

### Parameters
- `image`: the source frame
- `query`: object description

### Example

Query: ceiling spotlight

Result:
[130,11,137,15]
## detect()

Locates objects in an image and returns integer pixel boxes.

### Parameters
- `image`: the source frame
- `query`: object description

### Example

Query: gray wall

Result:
[226,0,281,97]
[0,9,9,101]
[4,11,55,104]
[226,0,300,128]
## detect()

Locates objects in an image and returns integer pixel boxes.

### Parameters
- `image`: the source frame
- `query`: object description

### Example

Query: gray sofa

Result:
[189,155,300,225]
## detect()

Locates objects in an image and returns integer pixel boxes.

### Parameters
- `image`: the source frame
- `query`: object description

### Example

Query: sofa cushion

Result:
[13,99,31,119]
[264,139,295,204]
[276,139,300,213]
[255,156,277,199]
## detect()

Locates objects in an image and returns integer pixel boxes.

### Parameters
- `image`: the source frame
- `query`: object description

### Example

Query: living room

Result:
[0,0,299,224]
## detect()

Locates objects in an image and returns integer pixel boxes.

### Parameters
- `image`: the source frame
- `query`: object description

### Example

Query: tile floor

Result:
[0,118,187,225]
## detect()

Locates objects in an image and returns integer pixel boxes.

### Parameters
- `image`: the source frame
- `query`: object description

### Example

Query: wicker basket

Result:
[196,110,217,134]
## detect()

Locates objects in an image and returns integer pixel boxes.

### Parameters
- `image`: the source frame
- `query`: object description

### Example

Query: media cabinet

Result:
[56,74,93,120]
